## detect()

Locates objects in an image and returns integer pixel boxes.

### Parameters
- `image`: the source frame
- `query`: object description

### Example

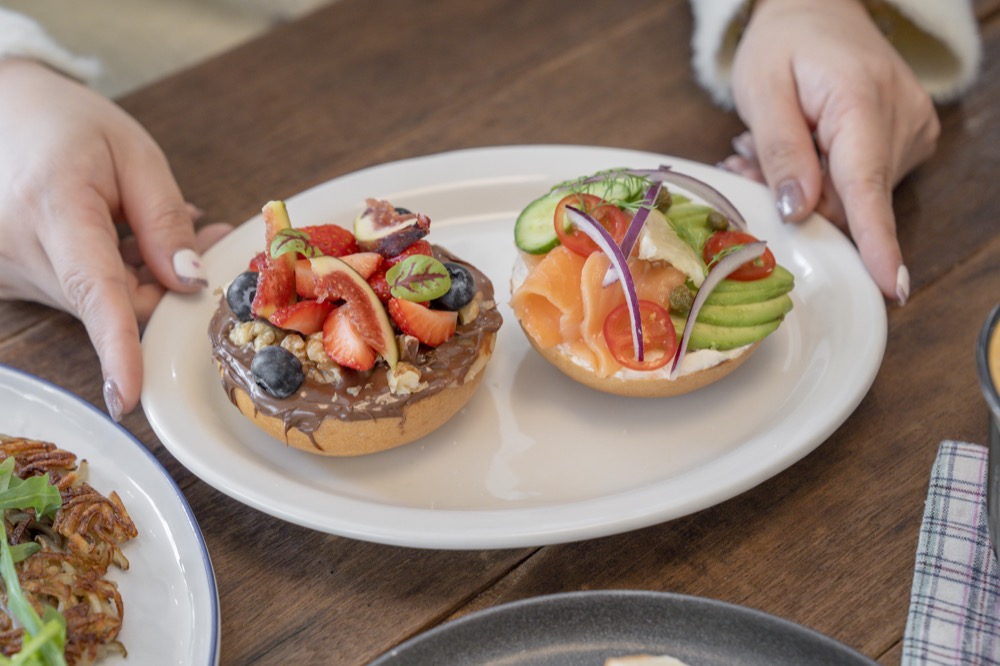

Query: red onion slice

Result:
[670,242,768,380]
[565,205,645,361]
[625,166,748,232]
[601,181,661,288]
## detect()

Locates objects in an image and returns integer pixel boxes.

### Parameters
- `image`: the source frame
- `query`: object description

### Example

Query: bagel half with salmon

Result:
[509,166,794,397]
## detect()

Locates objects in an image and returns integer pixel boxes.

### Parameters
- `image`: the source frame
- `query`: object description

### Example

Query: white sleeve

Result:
[0,8,100,83]
[690,0,982,107]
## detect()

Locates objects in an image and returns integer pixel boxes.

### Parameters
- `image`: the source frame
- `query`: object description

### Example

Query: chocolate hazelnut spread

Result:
[208,246,502,446]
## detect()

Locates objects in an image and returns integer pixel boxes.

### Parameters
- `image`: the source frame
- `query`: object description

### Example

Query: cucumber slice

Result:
[514,176,645,255]
[514,192,561,254]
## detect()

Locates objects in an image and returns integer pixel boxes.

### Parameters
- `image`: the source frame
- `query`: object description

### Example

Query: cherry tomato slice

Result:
[702,231,776,281]
[554,193,629,257]
[603,300,677,371]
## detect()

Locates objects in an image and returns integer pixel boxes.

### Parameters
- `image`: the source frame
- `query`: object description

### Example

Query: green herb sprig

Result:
[0,457,66,666]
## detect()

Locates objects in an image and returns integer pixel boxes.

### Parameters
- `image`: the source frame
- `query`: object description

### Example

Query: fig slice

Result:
[296,256,399,369]
[353,198,431,257]
[251,200,297,319]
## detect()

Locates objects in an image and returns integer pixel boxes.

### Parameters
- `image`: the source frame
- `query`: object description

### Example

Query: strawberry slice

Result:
[301,224,358,257]
[322,305,377,371]
[388,298,457,347]
[269,299,335,335]
[367,267,392,303]
[385,239,433,268]
[249,251,267,272]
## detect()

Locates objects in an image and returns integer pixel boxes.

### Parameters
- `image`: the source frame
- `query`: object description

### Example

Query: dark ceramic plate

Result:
[976,302,1000,564]
[371,590,877,666]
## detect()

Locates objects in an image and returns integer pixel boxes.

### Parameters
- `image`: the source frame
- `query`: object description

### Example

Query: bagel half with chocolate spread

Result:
[509,167,794,398]
[209,199,502,456]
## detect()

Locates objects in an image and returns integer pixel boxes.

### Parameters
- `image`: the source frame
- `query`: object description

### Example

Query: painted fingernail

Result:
[173,248,208,288]
[776,179,806,221]
[103,378,123,423]
[896,264,910,306]
[731,132,755,159]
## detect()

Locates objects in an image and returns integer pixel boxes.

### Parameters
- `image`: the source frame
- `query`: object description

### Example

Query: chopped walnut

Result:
[387,362,426,396]
[228,319,285,349]
[458,293,481,326]
[280,333,306,357]
[458,292,496,326]
[229,321,346,385]
[228,321,255,347]
[305,333,328,364]
[397,334,421,364]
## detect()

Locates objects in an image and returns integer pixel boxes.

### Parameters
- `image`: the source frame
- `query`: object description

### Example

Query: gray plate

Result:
[976,302,1000,564]
[371,590,878,665]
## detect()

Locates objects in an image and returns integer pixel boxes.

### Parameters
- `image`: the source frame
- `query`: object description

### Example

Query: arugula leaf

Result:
[0,457,66,665]
[0,521,66,666]
[0,460,60,519]
[8,544,39,565]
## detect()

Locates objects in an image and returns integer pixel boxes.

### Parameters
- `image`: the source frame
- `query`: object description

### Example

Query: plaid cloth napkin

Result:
[903,440,1000,665]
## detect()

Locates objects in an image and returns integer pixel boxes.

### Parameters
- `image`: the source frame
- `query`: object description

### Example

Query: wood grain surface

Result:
[1,1,997,663]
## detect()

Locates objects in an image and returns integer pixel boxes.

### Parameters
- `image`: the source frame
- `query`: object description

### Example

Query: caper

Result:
[669,284,695,315]
[706,210,728,231]
[654,188,673,213]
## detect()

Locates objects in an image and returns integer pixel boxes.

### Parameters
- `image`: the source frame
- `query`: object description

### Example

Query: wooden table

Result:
[3,0,1000,663]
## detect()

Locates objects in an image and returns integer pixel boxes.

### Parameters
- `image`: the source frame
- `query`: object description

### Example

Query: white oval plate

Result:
[142,145,886,550]
[0,364,219,665]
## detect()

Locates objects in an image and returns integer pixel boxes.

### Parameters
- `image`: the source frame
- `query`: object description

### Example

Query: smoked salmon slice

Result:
[510,245,586,348]
[512,245,685,378]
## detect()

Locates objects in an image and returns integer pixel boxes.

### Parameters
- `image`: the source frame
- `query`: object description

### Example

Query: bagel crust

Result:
[210,245,501,456]
[510,252,761,398]
[523,326,760,398]
[217,332,495,456]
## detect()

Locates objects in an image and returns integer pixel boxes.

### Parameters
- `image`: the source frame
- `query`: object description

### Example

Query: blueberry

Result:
[226,271,258,321]
[431,262,475,311]
[250,346,304,399]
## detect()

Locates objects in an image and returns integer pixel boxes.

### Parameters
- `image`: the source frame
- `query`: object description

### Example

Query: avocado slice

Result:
[696,294,794,327]
[672,315,784,351]
[704,265,795,306]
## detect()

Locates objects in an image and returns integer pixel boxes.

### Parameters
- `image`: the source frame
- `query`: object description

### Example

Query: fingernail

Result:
[103,378,123,423]
[896,264,910,306]
[731,132,754,159]
[173,248,208,288]
[186,202,205,222]
[717,156,739,173]
[776,179,806,221]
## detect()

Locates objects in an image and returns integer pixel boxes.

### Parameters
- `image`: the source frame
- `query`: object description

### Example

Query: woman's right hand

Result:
[726,0,940,304]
